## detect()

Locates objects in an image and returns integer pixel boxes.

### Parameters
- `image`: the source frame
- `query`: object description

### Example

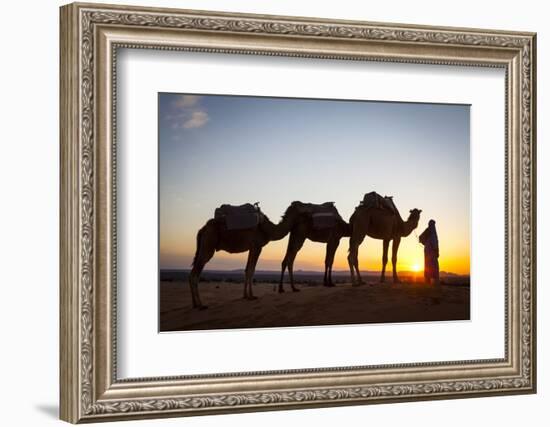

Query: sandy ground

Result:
[160,280,470,331]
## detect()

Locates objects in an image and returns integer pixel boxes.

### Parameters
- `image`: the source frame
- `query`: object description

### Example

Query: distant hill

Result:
[161,268,464,277]
[160,269,469,286]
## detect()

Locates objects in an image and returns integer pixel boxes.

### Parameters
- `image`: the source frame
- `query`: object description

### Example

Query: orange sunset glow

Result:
[159,230,470,276]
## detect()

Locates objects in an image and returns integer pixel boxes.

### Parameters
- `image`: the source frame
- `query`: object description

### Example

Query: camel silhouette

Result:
[278,202,350,292]
[189,204,302,309]
[348,200,421,285]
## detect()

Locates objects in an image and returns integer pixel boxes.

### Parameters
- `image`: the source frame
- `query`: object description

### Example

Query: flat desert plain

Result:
[159,271,470,332]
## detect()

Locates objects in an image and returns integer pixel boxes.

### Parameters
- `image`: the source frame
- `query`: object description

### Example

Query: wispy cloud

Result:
[182,110,209,129]
[166,95,210,130]
[172,95,202,109]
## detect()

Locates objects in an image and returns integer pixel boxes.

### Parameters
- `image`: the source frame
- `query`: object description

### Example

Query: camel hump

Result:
[361,192,400,216]
[214,203,261,230]
[291,201,341,229]
[291,201,339,215]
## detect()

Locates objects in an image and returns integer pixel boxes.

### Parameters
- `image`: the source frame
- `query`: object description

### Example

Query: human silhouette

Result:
[419,219,440,285]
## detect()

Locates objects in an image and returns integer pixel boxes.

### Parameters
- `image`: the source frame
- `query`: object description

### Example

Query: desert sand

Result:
[160,279,470,332]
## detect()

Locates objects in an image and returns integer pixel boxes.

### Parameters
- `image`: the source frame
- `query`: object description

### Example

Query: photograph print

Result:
[159,93,470,332]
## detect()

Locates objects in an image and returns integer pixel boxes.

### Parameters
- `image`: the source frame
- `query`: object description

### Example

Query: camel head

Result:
[397,208,422,237]
[256,203,305,242]
[407,208,422,226]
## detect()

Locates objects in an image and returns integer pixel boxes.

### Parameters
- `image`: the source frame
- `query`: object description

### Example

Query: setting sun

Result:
[411,264,422,272]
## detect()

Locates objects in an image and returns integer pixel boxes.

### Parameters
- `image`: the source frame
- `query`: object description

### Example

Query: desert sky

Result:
[159,93,470,275]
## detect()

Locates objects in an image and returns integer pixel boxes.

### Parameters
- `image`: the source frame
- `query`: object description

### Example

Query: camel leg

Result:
[391,237,401,283]
[279,254,288,293]
[244,247,262,300]
[347,232,358,285]
[380,239,390,283]
[354,235,366,285]
[248,247,263,299]
[354,254,364,285]
[324,239,340,287]
[243,250,253,299]
[281,234,305,293]
[347,244,357,285]
[288,252,301,292]
[348,233,365,286]
[279,232,303,293]
[189,232,215,310]
[288,236,305,292]
[189,263,207,310]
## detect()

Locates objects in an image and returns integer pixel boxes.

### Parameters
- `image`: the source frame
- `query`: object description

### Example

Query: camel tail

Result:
[191,226,205,269]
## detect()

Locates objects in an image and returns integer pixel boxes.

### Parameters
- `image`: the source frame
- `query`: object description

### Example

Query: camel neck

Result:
[261,216,292,241]
[341,220,352,237]
[400,217,418,237]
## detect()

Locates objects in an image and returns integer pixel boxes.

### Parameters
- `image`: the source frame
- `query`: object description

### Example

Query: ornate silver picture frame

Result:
[60,2,536,423]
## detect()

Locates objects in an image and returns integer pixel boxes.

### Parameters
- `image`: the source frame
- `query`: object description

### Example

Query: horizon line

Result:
[160,268,469,276]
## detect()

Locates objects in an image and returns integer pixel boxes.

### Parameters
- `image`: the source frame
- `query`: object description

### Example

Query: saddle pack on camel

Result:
[214,203,261,230]
[292,201,341,230]
[361,191,400,216]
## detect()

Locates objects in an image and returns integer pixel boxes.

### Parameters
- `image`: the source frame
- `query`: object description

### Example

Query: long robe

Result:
[419,224,439,281]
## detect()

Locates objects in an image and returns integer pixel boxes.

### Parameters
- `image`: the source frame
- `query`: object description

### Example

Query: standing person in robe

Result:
[419,219,440,285]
